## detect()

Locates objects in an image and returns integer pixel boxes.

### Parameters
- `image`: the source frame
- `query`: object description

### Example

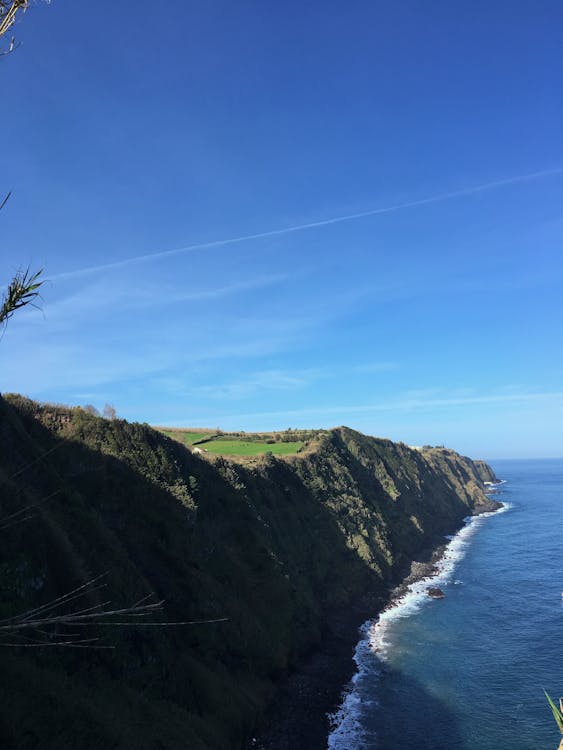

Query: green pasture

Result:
[201,439,304,456]
[160,430,210,446]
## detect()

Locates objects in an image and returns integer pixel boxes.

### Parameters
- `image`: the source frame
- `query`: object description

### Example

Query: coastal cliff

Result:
[473,459,501,484]
[0,395,499,750]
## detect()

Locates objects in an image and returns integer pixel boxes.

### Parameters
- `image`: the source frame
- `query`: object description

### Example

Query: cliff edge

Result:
[0,395,500,750]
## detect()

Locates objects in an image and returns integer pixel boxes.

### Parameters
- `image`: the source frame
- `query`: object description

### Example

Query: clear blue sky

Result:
[2,1,562,458]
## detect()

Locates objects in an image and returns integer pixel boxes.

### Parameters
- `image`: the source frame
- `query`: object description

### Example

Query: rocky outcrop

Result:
[427,587,446,599]
[473,459,500,484]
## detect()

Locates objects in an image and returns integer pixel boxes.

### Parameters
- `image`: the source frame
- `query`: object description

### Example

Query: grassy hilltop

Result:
[154,426,323,456]
[0,395,498,750]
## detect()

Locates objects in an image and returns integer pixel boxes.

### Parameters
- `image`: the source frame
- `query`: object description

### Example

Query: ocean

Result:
[328,458,563,750]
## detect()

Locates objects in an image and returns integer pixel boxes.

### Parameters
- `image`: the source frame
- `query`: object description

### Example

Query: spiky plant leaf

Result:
[545,691,563,734]
[0,267,44,326]
[0,191,11,211]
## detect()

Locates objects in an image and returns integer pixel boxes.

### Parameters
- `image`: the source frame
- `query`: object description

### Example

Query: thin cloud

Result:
[205,389,563,424]
[52,166,563,281]
[351,361,400,374]
[14,274,286,329]
[194,369,309,400]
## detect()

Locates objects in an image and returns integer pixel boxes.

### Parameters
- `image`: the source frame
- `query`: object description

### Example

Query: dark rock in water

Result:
[472,498,503,514]
[427,587,446,599]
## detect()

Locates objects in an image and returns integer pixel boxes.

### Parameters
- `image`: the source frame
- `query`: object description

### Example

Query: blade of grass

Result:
[544,691,563,734]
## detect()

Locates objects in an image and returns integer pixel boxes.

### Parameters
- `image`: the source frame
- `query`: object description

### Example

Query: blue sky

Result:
[1,1,562,458]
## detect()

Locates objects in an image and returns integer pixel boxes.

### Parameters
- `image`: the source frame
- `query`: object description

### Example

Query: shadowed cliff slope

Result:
[0,395,498,750]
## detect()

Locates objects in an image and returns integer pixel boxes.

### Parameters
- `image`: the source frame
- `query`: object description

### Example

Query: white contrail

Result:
[53,166,563,281]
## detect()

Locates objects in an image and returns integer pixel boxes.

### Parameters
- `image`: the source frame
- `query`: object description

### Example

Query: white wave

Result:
[368,506,507,658]
[327,502,509,750]
[327,627,373,750]
[485,481,507,498]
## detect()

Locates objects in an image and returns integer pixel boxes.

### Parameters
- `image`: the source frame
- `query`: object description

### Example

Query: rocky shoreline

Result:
[251,541,453,750]
[252,497,503,750]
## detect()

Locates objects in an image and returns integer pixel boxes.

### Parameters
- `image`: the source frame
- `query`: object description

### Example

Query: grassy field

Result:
[159,430,211,446]
[155,427,309,456]
[200,439,304,456]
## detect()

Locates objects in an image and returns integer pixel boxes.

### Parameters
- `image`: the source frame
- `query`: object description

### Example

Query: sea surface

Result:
[328,459,563,750]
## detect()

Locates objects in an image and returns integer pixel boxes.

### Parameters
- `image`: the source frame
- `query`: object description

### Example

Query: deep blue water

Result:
[329,459,563,749]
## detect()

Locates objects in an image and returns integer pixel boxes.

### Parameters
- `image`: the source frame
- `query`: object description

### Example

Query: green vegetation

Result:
[201,439,304,456]
[159,429,212,446]
[544,692,563,748]
[155,425,317,456]
[0,395,498,749]
[0,267,44,329]
[219,428,325,444]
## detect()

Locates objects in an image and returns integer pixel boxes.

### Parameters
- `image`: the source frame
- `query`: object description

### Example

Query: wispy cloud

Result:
[14,273,287,330]
[204,389,563,425]
[2,305,324,394]
[192,369,310,399]
[1,341,171,394]
[351,361,400,374]
[51,166,563,280]
[149,361,400,403]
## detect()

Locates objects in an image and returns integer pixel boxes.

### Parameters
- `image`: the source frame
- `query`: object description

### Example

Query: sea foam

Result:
[327,500,510,750]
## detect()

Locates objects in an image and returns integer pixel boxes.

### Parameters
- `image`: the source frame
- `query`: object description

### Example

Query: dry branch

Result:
[0,573,228,648]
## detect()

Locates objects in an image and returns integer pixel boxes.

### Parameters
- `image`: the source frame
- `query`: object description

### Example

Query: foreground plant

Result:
[1,0,51,55]
[0,267,44,328]
[0,0,27,54]
[544,691,563,750]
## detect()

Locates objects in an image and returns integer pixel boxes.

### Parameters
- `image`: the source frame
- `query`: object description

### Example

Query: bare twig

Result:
[0,572,228,648]
[0,573,109,625]
[0,514,35,530]
[0,489,60,529]
[8,442,63,480]
[0,1,27,43]
[0,641,115,649]
[0,1,51,55]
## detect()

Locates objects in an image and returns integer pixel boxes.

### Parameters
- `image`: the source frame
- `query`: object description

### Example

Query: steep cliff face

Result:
[0,396,499,750]
[472,458,500,484]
